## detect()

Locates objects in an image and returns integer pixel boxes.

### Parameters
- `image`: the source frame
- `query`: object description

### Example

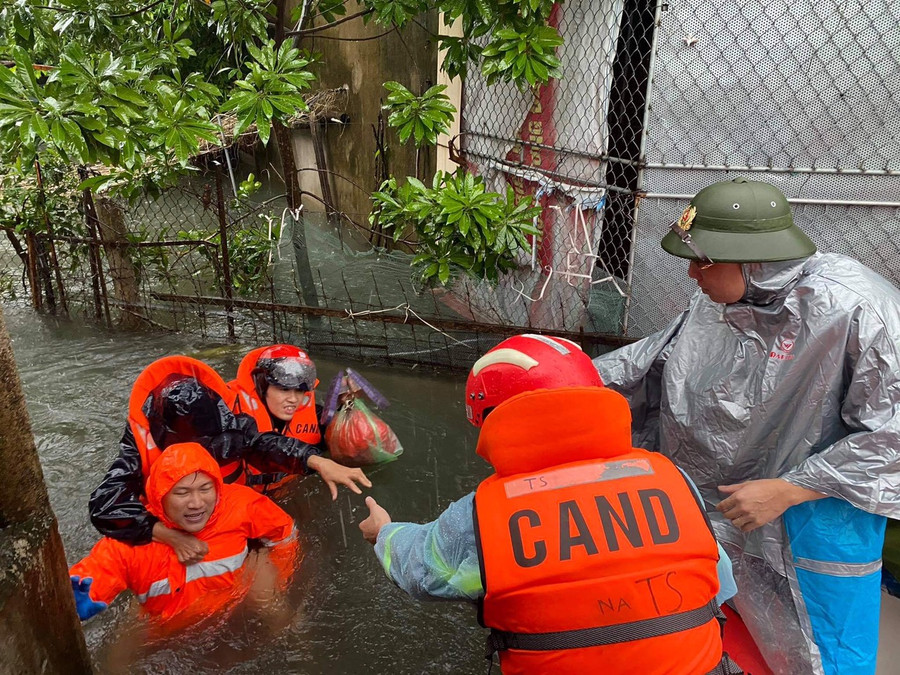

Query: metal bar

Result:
[82,190,112,328]
[213,166,236,341]
[642,193,900,209]
[460,129,642,168]
[624,0,666,337]
[643,162,900,177]
[81,190,102,321]
[24,231,41,311]
[34,161,69,317]
[467,152,635,194]
[16,232,220,250]
[309,114,339,226]
[148,292,635,347]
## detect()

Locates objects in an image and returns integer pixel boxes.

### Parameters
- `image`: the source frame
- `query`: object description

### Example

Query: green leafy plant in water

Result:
[236,173,262,201]
[226,213,282,296]
[382,81,457,147]
[371,170,541,286]
[178,213,282,298]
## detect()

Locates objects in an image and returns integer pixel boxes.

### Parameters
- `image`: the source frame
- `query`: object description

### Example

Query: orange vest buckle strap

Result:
[220,461,246,484]
[485,599,719,658]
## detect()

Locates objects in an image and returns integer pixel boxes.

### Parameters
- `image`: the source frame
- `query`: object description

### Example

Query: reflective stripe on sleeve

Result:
[260,527,298,548]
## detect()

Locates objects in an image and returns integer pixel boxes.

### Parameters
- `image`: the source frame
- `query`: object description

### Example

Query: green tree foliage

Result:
[0,0,563,291]
[0,0,317,194]
[371,171,540,285]
[382,82,456,147]
[222,40,316,145]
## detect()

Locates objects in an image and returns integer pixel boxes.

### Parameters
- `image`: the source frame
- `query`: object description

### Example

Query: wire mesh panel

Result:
[4,0,899,361]
[463,0,900,339]
[0,162,618,373]
[461,0,656,335]
[633,0,900,336]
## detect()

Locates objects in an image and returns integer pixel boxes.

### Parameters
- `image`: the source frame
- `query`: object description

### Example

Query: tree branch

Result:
[303,28,397,42]
[285,8,372,37]
[109,0,167,19]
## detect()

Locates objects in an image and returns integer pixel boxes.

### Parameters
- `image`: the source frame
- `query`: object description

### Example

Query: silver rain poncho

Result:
[594,252,900,675]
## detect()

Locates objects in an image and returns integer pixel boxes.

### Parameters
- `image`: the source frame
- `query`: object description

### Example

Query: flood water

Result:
[4,304,491,674]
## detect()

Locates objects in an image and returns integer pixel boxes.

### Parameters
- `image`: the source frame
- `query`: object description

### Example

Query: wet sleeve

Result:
[88,425,157,545]
[781,312,900,516]
[715,543,737,606]
[69,538,132,606]
[592,311,688,452]
[213,404,323,475]
[244,490,298,584]
[246,491,297,547]
[373,493,484,602]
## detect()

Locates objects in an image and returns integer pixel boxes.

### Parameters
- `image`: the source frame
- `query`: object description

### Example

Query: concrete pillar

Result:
[0,305,93,674]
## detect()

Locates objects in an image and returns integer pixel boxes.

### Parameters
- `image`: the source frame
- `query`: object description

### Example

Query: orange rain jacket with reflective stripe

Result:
[229,347,321,491]
[128,355,245,484]
[71,443,297,630]
[474,387,723,675]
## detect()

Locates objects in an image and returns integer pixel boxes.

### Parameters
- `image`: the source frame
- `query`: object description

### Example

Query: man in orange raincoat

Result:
[89,355,370,566]
[71,442,298,630]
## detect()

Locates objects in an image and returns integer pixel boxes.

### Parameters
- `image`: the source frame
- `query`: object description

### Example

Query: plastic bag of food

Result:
[325,398,403,467]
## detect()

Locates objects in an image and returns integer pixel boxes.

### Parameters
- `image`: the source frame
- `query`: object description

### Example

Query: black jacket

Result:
[89,395,322,545]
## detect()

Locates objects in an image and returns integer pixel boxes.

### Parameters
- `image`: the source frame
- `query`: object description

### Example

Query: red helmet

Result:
[253,344,317,393]
[465,334,603,427]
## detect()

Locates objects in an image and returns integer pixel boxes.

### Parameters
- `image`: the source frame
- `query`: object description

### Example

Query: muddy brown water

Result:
[5,304,490,674]
[9,304,900,674]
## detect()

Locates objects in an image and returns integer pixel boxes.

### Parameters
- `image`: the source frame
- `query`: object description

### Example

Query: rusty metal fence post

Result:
[214,163,236,340]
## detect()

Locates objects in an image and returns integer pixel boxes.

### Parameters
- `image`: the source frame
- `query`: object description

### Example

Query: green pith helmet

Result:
[661,178,817,263]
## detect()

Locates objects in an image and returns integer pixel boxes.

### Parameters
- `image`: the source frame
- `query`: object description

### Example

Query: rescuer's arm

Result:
[218,389,372,496]
[69,538,133,620]
[716,480,825,532]
[361,493,484,602]
[88,425,157,545]
[150,522,208,565]
[307,455,371,500]
[592,311,688,452]
[224,405,322,472]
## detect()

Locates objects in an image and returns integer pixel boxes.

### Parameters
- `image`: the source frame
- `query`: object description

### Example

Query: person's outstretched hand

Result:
[307,455,372,500]
[152,522,209,565]
[359,496,392,545]
[717,478,825,532]
[71,575,108,621]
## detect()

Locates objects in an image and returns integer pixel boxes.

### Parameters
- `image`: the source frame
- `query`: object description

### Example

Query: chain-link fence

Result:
[461,0,900,338]
[0,154,624,372]
[4,0,898,361]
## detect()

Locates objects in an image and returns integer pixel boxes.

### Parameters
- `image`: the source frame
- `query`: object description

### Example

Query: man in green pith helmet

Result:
[594,177,900,675]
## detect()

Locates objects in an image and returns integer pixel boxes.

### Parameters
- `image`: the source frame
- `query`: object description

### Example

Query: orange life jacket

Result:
[229,347,321,492]
[70,443,297,633]
[127,355,244,485]
[474,387,724,675]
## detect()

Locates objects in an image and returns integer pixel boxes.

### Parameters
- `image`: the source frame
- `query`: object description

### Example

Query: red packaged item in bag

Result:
[325,398,403,467]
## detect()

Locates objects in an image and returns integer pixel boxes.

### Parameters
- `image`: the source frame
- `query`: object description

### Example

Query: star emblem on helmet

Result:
[677,205,696,231]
